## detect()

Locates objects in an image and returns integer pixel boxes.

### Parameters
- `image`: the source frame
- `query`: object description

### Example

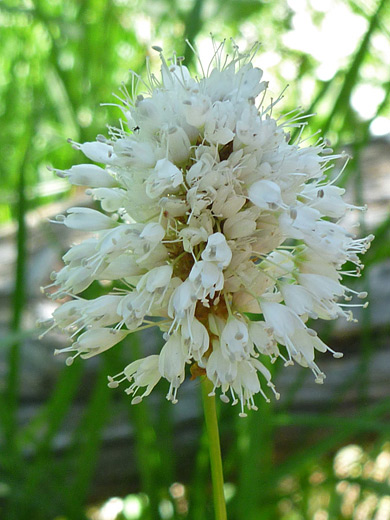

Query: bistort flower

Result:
[42,40,373,417]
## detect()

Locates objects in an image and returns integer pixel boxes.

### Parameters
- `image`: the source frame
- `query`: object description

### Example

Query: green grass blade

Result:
[5,362,84,519]
[322,0,388,137]
[183,0,206,66]
[235,400,274,520]
[262,398,390,494]
[5,134,29,451]
[125,334,162,520]
[64,360,113,519]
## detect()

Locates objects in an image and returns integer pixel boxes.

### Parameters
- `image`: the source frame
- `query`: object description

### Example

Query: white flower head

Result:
[45,40,372,415]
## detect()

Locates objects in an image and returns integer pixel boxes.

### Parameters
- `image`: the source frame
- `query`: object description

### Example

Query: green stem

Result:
[201,377,227,520]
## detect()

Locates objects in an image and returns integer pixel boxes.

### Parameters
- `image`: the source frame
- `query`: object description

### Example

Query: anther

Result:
[107,377,119,389]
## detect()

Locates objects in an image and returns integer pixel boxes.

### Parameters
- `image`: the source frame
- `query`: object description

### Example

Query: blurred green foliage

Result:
[1,0,390,519]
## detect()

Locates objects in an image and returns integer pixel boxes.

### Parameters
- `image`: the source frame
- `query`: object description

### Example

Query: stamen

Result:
[220,393,229,403]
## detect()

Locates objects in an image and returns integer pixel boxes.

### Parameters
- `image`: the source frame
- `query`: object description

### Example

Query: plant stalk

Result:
[201,377,227,520]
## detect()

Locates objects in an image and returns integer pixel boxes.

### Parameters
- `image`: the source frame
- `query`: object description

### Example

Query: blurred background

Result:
[1,0,390,518]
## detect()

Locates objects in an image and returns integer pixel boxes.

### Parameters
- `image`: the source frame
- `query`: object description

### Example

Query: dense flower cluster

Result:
[43,42,373,416]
